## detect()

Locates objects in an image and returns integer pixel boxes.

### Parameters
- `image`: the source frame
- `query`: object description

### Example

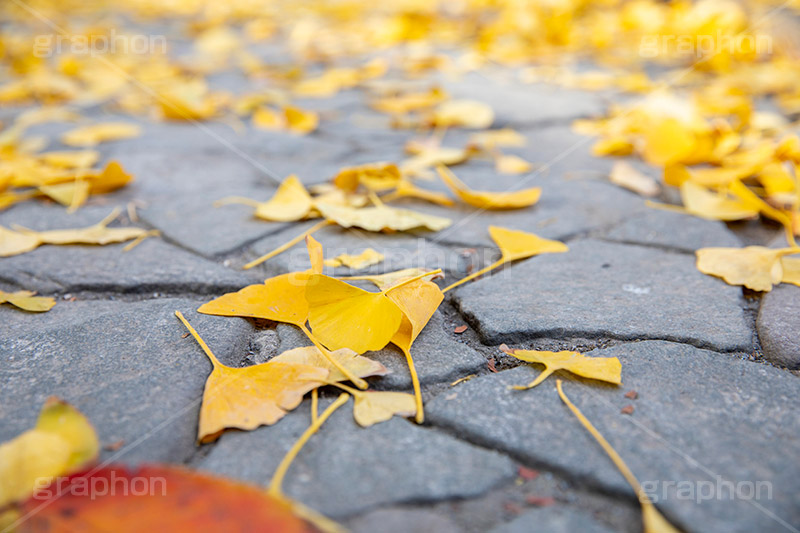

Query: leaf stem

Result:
[174,311,221,368]
[310,389,319,424]
[298,323,368,390]
[442,259,503,293]
[244,219,333,270]
[268,392,350,496]
[402,347,424,423]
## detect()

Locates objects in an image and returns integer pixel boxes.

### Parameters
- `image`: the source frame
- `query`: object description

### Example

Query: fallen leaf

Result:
[437,165,541,210]
[444,226,568,292]
[338,267,439,290]
[0,398,98,509]
[61,122,142,147]
[557,380,680,533]
[350,390,417,427]
[624,390,639,400]
[495,154,533,175]
[39,150,99,168]
[253,106,285,129]
[454,325,468,334]
[518,466,539,481]
[176,311,328,443]
[315,201,451,232]
[0,289,56,312]
[621,405,635,415]
[680,181,759,221]
[469,129,526,150]
[0,210,153,257]
[19,465,322,533]
[284,106,319,134]
[431,99,494,129]
[324,248,385,269]
[383,179,455,206]
[782,257,800,286]
[525,496,556,507]
[502,346,621,390]
[333,163,401,192]
[216,175,314,222]
[642,118,695,166]
[610,161,660,197]
[696,246,798,292]
[270,346,387,383]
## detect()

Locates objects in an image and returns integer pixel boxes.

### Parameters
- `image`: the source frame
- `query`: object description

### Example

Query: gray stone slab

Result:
[440,72,608,126]
[452,239,753,352]
[198,400,516,518]
[757,284,800,369]
[349,508,461,533]
[601,208,742,253]
[426,340,800,533]
[490,505,615,533]
[0,204,249,294]
[0,298,254,464]
[270,311,487,390]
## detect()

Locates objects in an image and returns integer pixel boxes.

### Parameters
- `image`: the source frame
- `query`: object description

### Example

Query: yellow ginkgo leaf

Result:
[270,346,387,383]
[469,129,526,150]
[61,122,142,147]
[495,154,532,175]
[333,163,401,192]
[444,226,568,292]
[592,137,634,157]
[501,345,621,390]
[305,274,405,354]
[338,268,440,290]
[782,257,800,287]
[610,161,660,197]
[315,201,451,232]
[175,312,329,443]
[401,146,472,177]
[642,118,695,166]
[680,181,759,221]
[431,99,494,129]
[0,210,153,257]
[0,398,98,508]
[198,272,312,327]
[39,150,99,169]
[436,165,541,210]
[216,175,314,222]
[557,381,680,533]
[351,390,417,427]
[387,277,444,423]
[284,106,319,134]
[382,180,455,207]
[696,246,798,292]
[0,290,56,312]
[306,235,324,274]
[252,106,285,130]
[324,248,385,269]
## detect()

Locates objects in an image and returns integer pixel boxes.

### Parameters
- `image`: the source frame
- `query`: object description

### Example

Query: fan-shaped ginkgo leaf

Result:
[305,274,404,354]
[315,202,451,232]
[323,248,384,269]
[352,391,417,427]
[696,246,798,292]
[444,226,568,292]
[175,312,329,443]
[216,175,314,222]
[0,398,98,509]
[680,181,758,221]
[437,165,540,210]
[0,290,56,312]
[501,345,622,390]
[338,268,440,290]
[270,346,387,383]
[60,122,142,147]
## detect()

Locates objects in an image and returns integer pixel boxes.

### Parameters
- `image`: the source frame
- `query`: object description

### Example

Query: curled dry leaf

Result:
[176,311,328,443]
[680,181,758,221]
[0,398,98,509]
[695,246,799,292]
[60,122,142,147]
[323,248,385,269]
[0,289,56,312]
[333,162,401,192]
[0,210,154,257]
[502,346,621,390]
[610,161,660,197]
[437,165,541,210]
[19,465,322,533]
[557,381,680,533]
[315,201,451,232]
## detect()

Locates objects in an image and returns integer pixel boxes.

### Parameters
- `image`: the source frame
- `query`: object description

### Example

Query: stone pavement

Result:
[2,54,800,533]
